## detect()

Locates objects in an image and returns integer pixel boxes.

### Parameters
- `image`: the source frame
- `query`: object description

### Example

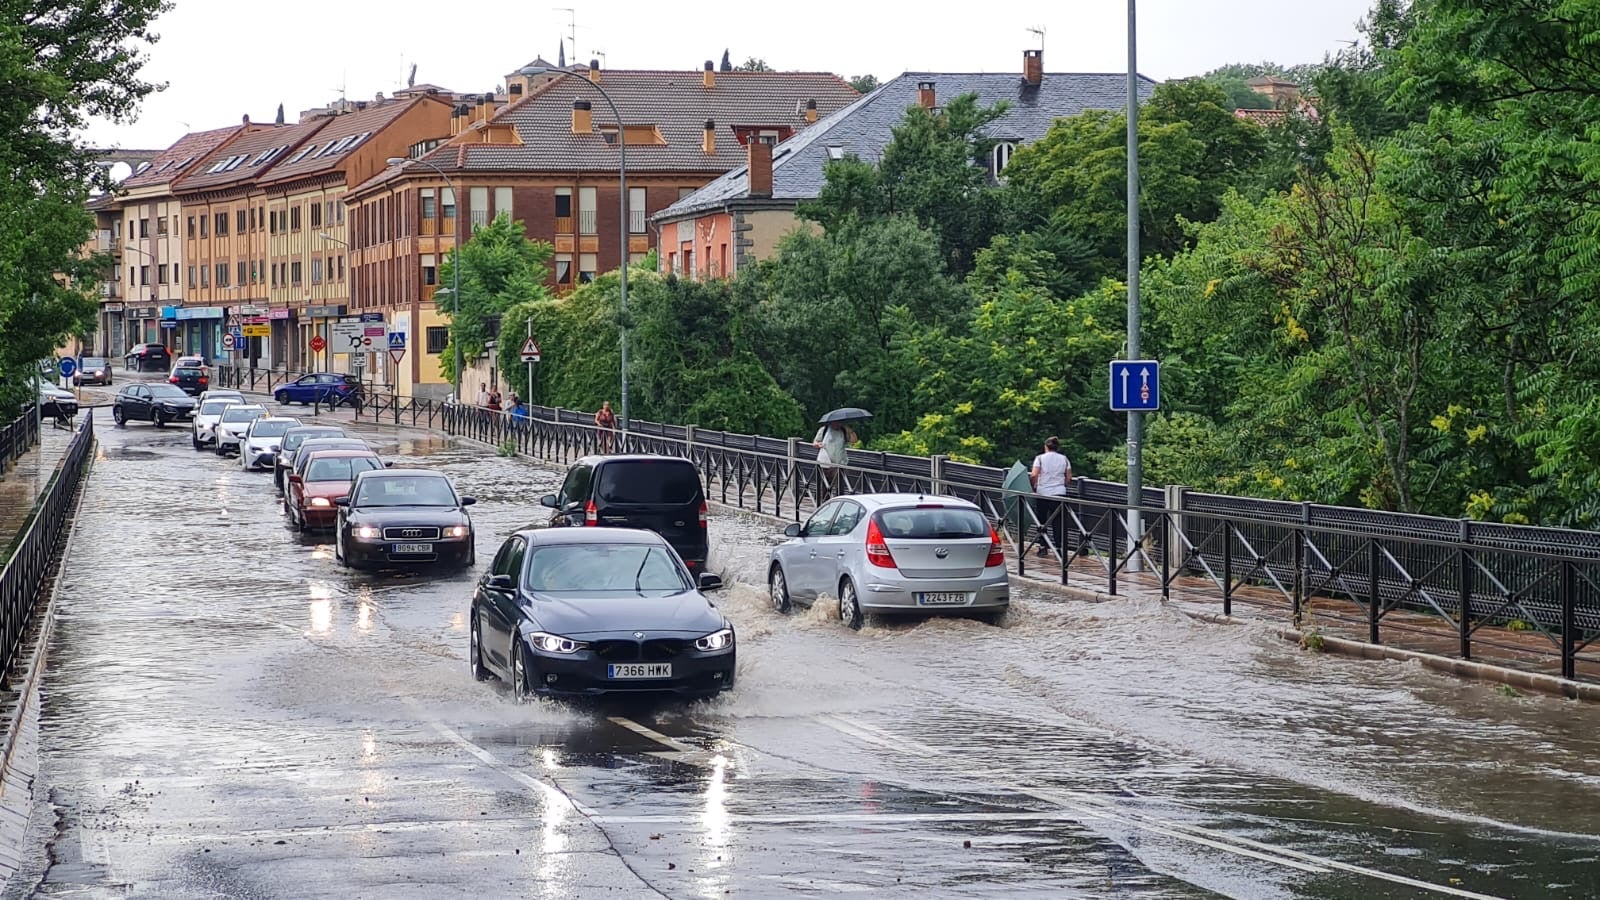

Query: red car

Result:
[286,449,385,531]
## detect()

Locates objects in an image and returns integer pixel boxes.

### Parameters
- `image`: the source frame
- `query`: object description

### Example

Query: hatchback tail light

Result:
[865,518,897,569]
[168,375,178,383]
[698,499,708,529]
[584,499,597,525]
[985,526,1005,568]
[199,376,208,384]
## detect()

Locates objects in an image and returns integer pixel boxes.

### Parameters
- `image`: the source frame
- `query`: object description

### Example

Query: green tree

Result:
[0,0,170,410]
[734,57,772,72]
[437,212,553,386]
[849,74,879,94]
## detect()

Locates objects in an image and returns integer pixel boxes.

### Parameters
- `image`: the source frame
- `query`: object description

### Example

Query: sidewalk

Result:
[0,420,73,556]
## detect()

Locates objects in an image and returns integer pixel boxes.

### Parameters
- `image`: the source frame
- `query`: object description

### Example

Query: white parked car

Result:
[197,388,244,407]
[214,404,267,456]
[191,397,241,450]
[239,416,302,471]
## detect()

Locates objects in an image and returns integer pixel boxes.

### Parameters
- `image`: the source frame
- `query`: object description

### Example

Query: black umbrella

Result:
[818,407,873,425]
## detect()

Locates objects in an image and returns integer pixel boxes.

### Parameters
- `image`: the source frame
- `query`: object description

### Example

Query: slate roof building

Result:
[653,50,1157,279]
[343,61,859,398]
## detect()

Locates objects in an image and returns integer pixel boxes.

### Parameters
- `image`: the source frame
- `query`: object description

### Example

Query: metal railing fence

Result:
[0,412,40,477]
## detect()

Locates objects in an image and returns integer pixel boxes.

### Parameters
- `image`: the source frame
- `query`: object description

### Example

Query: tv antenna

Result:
[1026,25,1046,51]
[591,50,607,68]
[553,7,577,63]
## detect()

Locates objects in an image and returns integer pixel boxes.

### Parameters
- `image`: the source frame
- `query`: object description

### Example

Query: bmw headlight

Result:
[529,632,585,654]
[354,525,381,539]
[310,497,331,508]
[446,525,470,538]
[694,628,734,652]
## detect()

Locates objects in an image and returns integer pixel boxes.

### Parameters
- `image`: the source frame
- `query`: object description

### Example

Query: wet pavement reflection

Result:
[7,412,1600,898]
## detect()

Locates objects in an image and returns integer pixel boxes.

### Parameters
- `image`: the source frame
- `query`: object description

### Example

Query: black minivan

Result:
[541,455,709,571]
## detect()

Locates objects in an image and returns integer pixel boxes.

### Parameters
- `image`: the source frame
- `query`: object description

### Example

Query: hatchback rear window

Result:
[875,506,990,539]
[595,461,702,505]
[177,367,204,377]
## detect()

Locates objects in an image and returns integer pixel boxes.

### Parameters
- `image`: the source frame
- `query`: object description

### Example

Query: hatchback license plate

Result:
[393,542,432,554]
[608,663,672,679]
[916,592,970,605]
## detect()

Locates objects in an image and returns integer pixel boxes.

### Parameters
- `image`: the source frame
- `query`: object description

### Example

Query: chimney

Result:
[747,140,772,197]
[478,91,495,123]
[805,98,818,124]
[917,81,936,110]
[572,99,592,134]
[509,83,523,99]
[242,113,251,125]
[1023,49,1043,86]
[453,103,471,135]
[703,60,716,89]
[702,120,716,155]
[588,59,601,83]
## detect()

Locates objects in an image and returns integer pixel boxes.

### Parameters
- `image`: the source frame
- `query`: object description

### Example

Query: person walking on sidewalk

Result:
[1030,436,1072,557]
[595,401,617,453]
[812,422,857,503]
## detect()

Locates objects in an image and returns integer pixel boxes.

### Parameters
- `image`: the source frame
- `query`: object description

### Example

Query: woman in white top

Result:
[1029,436,1072,556]
[812,422,857,502]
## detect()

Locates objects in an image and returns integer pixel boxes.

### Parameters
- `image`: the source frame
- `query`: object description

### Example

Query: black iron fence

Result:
[0,410,93,681]
[346,391,1600,681]
[0,412,39,477]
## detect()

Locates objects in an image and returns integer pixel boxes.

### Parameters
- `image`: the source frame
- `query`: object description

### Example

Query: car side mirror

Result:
[697,572,724,592]
[460,496,476,506]
[783,523,802,538]
[383,460,394,468]
[287,474,301,484]
[333,496,349,507]
[540,494,558,509]
[485,573,514,590]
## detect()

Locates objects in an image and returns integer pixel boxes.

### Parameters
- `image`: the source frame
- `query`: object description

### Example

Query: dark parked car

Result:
[274,425,350,492]
[334,469,476,571]
[125,343,172,372]
[74,357,113,386]
[281,438,374,511]
[38,384,78,420]
[470,528,734,700]
[540,455,709,572]
[273,373,362,408]
[167,364,211,395]
[112,383,196,427]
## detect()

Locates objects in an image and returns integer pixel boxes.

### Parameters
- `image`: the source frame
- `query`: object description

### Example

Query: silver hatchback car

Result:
[768,493,1009,629]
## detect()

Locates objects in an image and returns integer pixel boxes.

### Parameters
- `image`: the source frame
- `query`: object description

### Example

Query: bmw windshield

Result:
[525,544,690,596]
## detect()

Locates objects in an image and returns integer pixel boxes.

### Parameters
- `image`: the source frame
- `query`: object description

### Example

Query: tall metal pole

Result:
[1126,0,1144,564]
[404,158,463,404]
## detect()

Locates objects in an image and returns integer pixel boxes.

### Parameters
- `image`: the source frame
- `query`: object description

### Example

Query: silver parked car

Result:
[239,416,302,471]
[214,404,267,456]
[767,493,1009,629]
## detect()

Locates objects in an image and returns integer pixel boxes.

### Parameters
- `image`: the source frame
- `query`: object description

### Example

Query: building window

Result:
[719,243,728,277]
[578,252,597,283]
[470,186,488,231]
[683,249,695,280]
[425,325,449,354]
[236,209,247,233]
[139,265,149,286]
[494,186,513,220]
[290,205,301,231]
[678,187,695,200]
[127,265,134,285]
[336,202,344,225]
[554,188,572,233]
[215,263,229,287]
[139,218,149,238]
[554,253,571,285]
[421,253,437,286]
[311,258,323,284]
[578,187,597,234]
[441,188,455,220]
[158,264,169,285]
[628,187,646,234]
[200,266,209,287]
[156,216,168,236]
[421,188,436,220]
[992,141,1016,175]
[270,264,277,287]
[337,255,344,281]
[237,261,247,285]
[187,216,196,238]
[188,266,196,288]
[269,210,277,234]
[200,215,208,238]
[215,212,228,236]
[310,201,322,228]
[248,207,256,231]
[290,261,302,286]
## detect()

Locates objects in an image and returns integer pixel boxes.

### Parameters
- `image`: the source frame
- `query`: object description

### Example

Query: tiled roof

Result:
[261,96,449,184]
[120,126,246,190]
[379,69,859,179]
[173,120,327,194]
[655,71,1158,222]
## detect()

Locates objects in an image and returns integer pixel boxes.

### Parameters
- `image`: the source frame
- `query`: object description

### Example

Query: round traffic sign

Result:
[221,333,237,351]
[309,335,327,353]
[58,358,76,377]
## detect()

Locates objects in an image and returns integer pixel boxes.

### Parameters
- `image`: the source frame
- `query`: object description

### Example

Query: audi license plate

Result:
[916,592,970,605]
[608,663,672,679]
[393,542,432,554]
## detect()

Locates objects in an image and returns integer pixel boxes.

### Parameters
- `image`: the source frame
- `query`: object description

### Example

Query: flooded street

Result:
[9,409,1600,899]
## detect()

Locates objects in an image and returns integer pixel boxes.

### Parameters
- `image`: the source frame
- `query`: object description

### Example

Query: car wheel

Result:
[275,390,289,404]
[838,577,864,631]
[112,406,125,427]
[768,564,793,614]
[335,536,348,567]
[510,639,533,701]
[465,543,477,569]
[470,616,491,682]
[977,610,1007,627]
[152,409,167,428]
[191,434,201,451]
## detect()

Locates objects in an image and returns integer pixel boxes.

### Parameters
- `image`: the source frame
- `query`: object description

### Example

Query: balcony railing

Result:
[577,209,596,234]
[629,207,646,234]
[101,281,120,299]
[555,216,573,235]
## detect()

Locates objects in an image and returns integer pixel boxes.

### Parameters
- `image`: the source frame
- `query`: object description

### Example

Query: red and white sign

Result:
[520,336,542,363]
[389,348,406,366]
[309,335,327,353]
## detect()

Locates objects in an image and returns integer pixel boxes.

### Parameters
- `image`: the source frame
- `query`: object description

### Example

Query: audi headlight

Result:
[446,525,470,538]
[354,525,381,539]
[694,628,734,652]
[310,497,331,508]
[529,632,585,654]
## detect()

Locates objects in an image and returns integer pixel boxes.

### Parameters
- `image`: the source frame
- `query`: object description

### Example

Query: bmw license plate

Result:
[608,663,672,679]
[393,542,432,554]
[916,592,970,605]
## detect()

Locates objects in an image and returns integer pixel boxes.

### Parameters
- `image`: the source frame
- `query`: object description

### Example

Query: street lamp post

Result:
[119,244,159,359]
[516,65,630,430]
[1126,0,1145,567]
[318,232,352,379]
[387,157,464,406]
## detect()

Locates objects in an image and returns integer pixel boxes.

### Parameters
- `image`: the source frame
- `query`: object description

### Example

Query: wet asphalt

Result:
[7,387,1600,898]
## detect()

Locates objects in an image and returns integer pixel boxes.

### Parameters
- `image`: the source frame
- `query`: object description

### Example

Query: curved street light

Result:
[516,65,630,430]
[387,156,464,405]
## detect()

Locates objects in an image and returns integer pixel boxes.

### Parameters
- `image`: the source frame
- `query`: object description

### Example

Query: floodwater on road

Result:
[6,410,1600,899]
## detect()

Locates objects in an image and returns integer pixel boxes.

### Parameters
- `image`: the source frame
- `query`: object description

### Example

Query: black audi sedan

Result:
[112,383,197,428]
[470,528,735,700]
[333,469,476,571]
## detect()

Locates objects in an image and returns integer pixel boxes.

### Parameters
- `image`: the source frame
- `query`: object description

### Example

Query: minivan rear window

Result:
[875,506,990,539]
[596,461,702,505]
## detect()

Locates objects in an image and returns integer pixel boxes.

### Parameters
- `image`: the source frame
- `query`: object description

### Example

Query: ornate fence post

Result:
[786,437,802,521]
[1458,518,1473,659]
[1163,484,1185,600]
[930,454,947,497]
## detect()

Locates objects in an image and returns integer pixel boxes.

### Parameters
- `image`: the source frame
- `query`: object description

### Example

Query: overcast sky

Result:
[84,0,1377,150]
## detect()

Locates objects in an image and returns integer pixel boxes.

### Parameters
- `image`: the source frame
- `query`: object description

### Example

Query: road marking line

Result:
[608,716,698,754]
[424,718,597,818]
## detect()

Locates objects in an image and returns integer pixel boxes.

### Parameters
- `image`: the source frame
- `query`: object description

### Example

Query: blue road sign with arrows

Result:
[1109,360,1160,412]
[57,358,75,378]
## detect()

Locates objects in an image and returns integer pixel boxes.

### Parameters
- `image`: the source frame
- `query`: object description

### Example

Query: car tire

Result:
[838,577,864,631]
[470,617,491,682]
[152,409,167,428]
[275,390,289,405]
[768,564,793,614]
[510,639,533,701]
[112,406,125,427]
[191,434,201,451]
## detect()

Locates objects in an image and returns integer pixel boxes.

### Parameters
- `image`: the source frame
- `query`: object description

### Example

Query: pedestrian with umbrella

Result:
[813,408,868,502]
